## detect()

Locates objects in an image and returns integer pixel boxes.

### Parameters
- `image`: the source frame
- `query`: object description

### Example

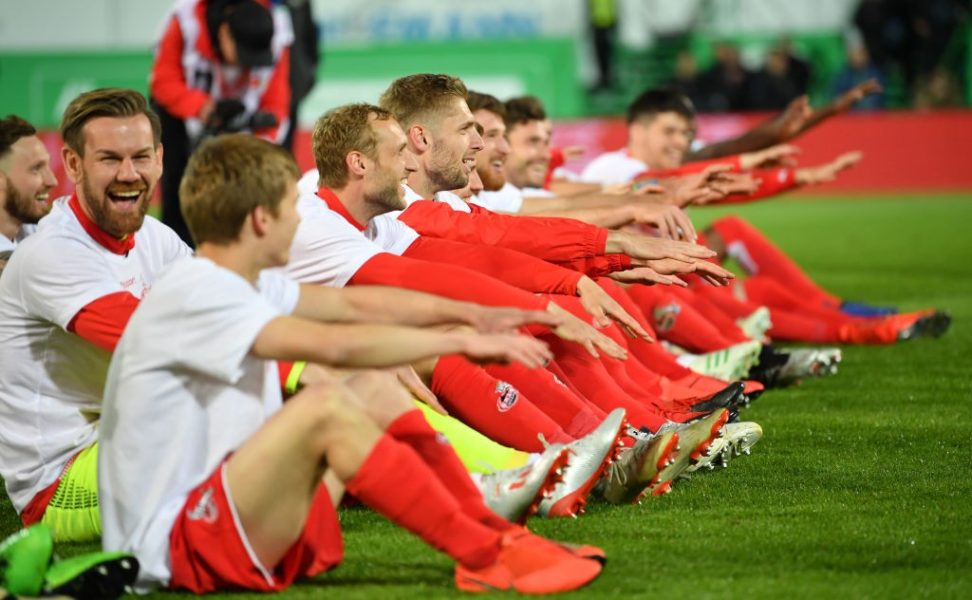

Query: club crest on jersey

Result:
[495,381,519,413]
[187,487,219,524]
[652,303,681,333]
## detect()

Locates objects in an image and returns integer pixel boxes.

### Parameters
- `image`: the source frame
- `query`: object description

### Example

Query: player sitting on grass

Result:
[98,133,604,595]
[0,115,57,254]
[579,87,949,345]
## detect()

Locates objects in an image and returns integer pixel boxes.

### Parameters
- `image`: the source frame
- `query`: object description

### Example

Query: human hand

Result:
[392,365,447,415]
[626,203,697,241]
[459,332,554,369]
[467,305,565,334]
[795,151,863,185]
[833,79,883,113]
[741,144,800,170]
[546,302,628,360]
[576,276,652,340]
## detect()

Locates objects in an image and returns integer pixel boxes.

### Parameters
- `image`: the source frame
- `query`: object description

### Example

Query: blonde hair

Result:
[180,134,299,244]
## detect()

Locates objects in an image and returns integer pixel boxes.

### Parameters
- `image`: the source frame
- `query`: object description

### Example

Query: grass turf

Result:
[3,194,971,599]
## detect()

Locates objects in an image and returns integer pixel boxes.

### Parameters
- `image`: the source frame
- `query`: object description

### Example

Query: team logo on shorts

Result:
[652,303,681,333]
[495,381,519,413]
[187,487,219,524]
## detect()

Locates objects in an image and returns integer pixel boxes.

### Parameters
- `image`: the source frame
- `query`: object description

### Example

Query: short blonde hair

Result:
[312,103,393,189]
[180,134,299,245]
[378,74,468,131]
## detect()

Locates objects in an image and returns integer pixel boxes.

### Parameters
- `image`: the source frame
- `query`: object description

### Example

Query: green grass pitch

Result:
[2,194,971,599]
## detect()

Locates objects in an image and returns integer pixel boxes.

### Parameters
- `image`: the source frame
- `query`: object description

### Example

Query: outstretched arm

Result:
[252,318,554,370]
[294,283,561,332]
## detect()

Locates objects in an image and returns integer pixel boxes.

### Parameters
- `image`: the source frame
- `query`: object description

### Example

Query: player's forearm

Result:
[255,317,473,368]
[526,204,636,228]
[684,123,778,161]
[334,286,482,328]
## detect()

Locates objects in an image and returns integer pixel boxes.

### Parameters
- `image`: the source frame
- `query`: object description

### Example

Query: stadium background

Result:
[1,0,970,195]
[1,2,971,598]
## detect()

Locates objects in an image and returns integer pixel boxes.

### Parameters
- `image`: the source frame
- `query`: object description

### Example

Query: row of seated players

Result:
[0,77,948,596]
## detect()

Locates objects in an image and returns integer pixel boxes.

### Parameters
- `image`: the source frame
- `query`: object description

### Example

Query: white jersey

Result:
[280,192,418,288]
[473,182,525,214]
[0,224,36,253]
[0,197,190,511]
[297,168,319,195]
[431,191,472,213]
[580,149,648,186]
[99,258,299,590]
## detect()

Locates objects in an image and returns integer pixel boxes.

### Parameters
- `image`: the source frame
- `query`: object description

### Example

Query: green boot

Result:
[0,524,54,597]
[44,552,139,600]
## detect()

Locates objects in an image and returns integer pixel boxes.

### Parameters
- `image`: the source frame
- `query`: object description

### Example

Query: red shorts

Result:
[168,463,343,593]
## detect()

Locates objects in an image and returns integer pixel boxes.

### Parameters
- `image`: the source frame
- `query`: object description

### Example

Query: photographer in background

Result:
[150,0,293,245]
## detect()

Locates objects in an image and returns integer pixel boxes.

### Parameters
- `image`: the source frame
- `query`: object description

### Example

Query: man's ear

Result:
[62,147,82,184]
[346,150,367,178]
[251,204,270,237]
[408,124,430,154]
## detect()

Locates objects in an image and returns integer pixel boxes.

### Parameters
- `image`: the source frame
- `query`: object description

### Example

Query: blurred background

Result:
[1,0,970,194]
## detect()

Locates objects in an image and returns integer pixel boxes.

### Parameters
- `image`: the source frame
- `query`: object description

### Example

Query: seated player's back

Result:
[99,256,299,589]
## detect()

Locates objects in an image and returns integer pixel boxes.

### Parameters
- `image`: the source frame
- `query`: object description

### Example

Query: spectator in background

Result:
[746,46,804,111]
[913,67,965,109]
[277,0,320,152]
[588,0,618,92]
[832,40,885,111]
[695,42,752,112]
[150,0,293,246]
[667,50,705,105]
[774,37,812,96]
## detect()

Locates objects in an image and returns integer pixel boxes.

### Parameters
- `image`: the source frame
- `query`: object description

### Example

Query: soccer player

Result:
[0,115,57,252]
[98,133,604,594]
[580,87,949,344]
[0,88,191,543]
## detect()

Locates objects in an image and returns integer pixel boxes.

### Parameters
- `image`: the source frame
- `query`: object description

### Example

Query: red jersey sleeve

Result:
[349,253,547,311]
[544,147,566,189]
[66,291,140,352]
[402,237,583,296]
[553,253,632,278]
[634,155,744,180]
[149,17,212,118]
[715,168,798,204]
[398,201,607,262]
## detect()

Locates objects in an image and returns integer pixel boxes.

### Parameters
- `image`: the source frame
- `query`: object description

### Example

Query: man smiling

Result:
[0,89,191,542]
[0,115,57,252]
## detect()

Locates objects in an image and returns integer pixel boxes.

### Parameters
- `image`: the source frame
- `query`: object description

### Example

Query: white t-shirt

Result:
[0,197,190,511]
[99,258,299,590]
[0,224,36,253]
[580,149,648,186]
[431,191,472,213]
[297,168,319,196]
[473,182,525,214]
[280,192,418,288]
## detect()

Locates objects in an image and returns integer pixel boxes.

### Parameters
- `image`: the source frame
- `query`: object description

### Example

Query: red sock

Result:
[346,434,501,569]
[386,410,511,531]
[668,286,752,344]
[484,362,603,439]
[543,335,668,432]
[709,215,841,308]
[744,276,857,324]
[432,355,571,452]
